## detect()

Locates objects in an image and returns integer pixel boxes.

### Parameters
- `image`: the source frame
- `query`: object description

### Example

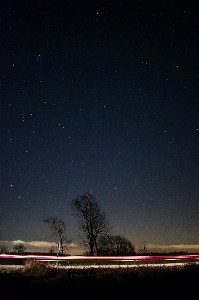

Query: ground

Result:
[1,264,199,299]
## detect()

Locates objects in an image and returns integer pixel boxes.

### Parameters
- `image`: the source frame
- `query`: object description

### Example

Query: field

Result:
[1,261,199,300]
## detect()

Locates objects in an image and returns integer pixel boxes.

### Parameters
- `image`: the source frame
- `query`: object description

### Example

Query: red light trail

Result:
[1,254,199,263]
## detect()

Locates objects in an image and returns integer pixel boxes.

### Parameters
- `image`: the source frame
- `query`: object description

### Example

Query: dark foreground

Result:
[1,263,199,300]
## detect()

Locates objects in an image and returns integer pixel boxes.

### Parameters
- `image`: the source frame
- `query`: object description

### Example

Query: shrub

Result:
[24,261,55,278]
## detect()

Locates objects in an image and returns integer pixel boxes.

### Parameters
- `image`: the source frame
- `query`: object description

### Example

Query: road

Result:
[0,265,24,270]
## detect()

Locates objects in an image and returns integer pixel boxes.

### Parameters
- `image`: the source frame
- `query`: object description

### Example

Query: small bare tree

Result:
[43,216,70,255]
[0,244,10,254]
[49,246,56,254]
[139,241,148,254]
[71,193,109,255]
[13,243,27,253]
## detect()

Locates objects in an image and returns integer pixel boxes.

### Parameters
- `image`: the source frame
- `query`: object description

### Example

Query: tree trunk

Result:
[60,237,63,255]
[90,237,94,255]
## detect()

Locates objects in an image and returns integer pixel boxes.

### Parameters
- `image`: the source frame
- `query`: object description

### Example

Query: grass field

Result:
[1,261,199,300]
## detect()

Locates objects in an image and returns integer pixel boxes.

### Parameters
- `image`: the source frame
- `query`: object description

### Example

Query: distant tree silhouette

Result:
[98,235,136,256]
[71,193,109,255]
[0,244,10,253]
[13,243,27,253]
[139,241,148,254]
[43,216,70,255]
[49,246,56,254]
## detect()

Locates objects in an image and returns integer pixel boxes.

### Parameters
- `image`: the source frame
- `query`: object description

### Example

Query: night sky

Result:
[1,1,199,254]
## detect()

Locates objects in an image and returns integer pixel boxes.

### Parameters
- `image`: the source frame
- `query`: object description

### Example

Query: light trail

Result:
[50,262,199,269]
[1,253,199,263]
[1,254,199,270]
[1,262,199,270]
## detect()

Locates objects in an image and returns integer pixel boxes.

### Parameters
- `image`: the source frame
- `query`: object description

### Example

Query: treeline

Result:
[0,243,27,254]
[44,192,136,256]
[0,193,192,256]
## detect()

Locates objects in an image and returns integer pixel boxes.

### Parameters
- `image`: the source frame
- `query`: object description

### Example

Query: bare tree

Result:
[43,216,70,255]
[0,244,10,254]
[139,241,148,254]
[49,246,56,254]
[98,235,136,256]
[71,193,109,255]
[13,243,27,253]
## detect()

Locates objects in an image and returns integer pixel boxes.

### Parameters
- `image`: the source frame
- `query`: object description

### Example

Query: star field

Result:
[1,1,199,253]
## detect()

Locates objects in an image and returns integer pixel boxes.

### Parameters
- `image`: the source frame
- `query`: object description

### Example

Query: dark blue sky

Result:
[1,0,199,253]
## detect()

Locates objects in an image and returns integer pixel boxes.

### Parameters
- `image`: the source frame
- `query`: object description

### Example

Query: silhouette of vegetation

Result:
[13,243,27,253]
[71,193,110,255]
[0,244,10,253]
[24,261,54,278]
[1,263,199,299]
[49,246,56,254]
[139,241,148,254]
[98,235,136,256]
[43,216,70,255]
